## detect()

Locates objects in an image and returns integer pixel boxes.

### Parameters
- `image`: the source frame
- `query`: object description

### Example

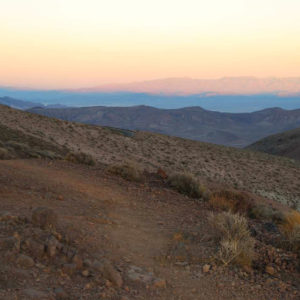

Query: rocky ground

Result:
[0,159,299,299]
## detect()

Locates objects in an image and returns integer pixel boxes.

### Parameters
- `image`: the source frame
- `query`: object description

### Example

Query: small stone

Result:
[32,207,57,229]
[16,254,35,268]
[84,283,92,289]
[102,262,123,287]
[265,265,276,276]
[0,236,20,252]
[81,270,89,277]
[202,264,211,273]
[54,287,68,299]
[157,168,168,179]
[22,288,50,299]
[153,278,167,288]
[0,211,18,222]
[57,195,64,201]
[62,263,77,276]
[72,254,83,269]
[83,259,92,268]
[27,239,45,259]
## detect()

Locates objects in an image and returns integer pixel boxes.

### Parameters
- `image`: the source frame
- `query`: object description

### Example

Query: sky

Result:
[0,0,300,89]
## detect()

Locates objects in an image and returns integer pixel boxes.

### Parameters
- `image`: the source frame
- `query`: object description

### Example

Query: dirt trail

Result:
[0,159,297,299]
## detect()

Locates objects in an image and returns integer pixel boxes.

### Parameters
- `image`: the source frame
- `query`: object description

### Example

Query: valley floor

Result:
[0,159,298,299]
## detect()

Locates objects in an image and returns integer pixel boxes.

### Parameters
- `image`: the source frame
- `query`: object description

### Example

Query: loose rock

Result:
[16,254,35,268]
[32,207,57,229]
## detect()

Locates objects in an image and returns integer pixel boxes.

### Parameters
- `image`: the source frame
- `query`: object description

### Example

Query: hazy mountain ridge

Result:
[28,105,300,147]
[0,96,67,110]
[0,96,43,110]
[77,77,300,95]
[2,77,300,113]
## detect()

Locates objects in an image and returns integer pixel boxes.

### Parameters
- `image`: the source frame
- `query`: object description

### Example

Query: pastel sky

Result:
[0,0,300,89]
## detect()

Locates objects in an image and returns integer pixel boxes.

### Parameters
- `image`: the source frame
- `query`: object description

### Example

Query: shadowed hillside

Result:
[247,127,300,161]
[28,105,300,147]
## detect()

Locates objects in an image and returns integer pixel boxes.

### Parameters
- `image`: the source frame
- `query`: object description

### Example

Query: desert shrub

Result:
[0,147,9,159]
[249,204,285,223]
[209,190,253,214]
[209,211,255,267]
[5,140,30,152]
[280,210,300,252]
[106,162,143,182]
[167,173,207,199]
[65,152,95,166]
[35,150,60,160]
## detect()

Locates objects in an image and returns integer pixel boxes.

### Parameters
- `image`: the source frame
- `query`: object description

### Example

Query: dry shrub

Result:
[0,147,9,159]
[106,162,143,182]
[249,204,285,223]
[65,152,95,166]
[209,211,255,267]
[168,173,207,199]
[209,190,253,214]
[280,210,300,252]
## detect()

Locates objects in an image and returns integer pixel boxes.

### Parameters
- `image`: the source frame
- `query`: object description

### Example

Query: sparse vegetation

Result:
[249,204,284,223]
[106,162,143,182]
[209,211,255,267]
[280,210,300,251]
[167,172,207,199]
[209,189,253,214]
[0,147,9,159]
[65,152,95,166]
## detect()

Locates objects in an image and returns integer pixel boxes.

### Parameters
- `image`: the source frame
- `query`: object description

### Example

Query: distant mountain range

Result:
[28,105,300,147]
[248,127,300,161]
[75,77,300,96]
[0,96,66,110]
[1,77,300,113]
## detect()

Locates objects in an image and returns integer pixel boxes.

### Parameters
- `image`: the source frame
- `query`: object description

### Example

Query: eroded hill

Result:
[248,127,300,161]
[28,105,300,147]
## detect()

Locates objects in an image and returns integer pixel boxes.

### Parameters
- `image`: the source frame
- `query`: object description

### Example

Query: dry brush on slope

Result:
[1,104,300,208]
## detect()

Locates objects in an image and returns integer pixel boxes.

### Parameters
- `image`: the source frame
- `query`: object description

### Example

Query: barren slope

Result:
[1,104,300,207]
[0,159,298,299]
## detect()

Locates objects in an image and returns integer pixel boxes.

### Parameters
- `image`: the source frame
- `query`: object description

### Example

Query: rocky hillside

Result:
[247,127,300,161]
[2,104,300,208]
[28,105,300,148]
[0,104,300,299]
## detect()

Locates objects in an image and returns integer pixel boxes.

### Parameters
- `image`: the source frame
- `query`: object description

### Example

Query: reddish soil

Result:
[0,159,299,299]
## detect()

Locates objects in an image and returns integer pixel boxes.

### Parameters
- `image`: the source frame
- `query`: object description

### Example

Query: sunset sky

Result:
[1,0,300,89]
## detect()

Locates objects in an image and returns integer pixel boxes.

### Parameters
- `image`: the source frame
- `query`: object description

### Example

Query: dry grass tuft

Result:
[0,147,9,159]
[168,173,208,199]
[65,152,95,166]
[280,210,300,251]
[209,211,255,267]
[209,190,253,214]
[106,162,143,182]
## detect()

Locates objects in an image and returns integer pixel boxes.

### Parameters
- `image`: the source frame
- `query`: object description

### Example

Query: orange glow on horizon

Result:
[0,0,300,89]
